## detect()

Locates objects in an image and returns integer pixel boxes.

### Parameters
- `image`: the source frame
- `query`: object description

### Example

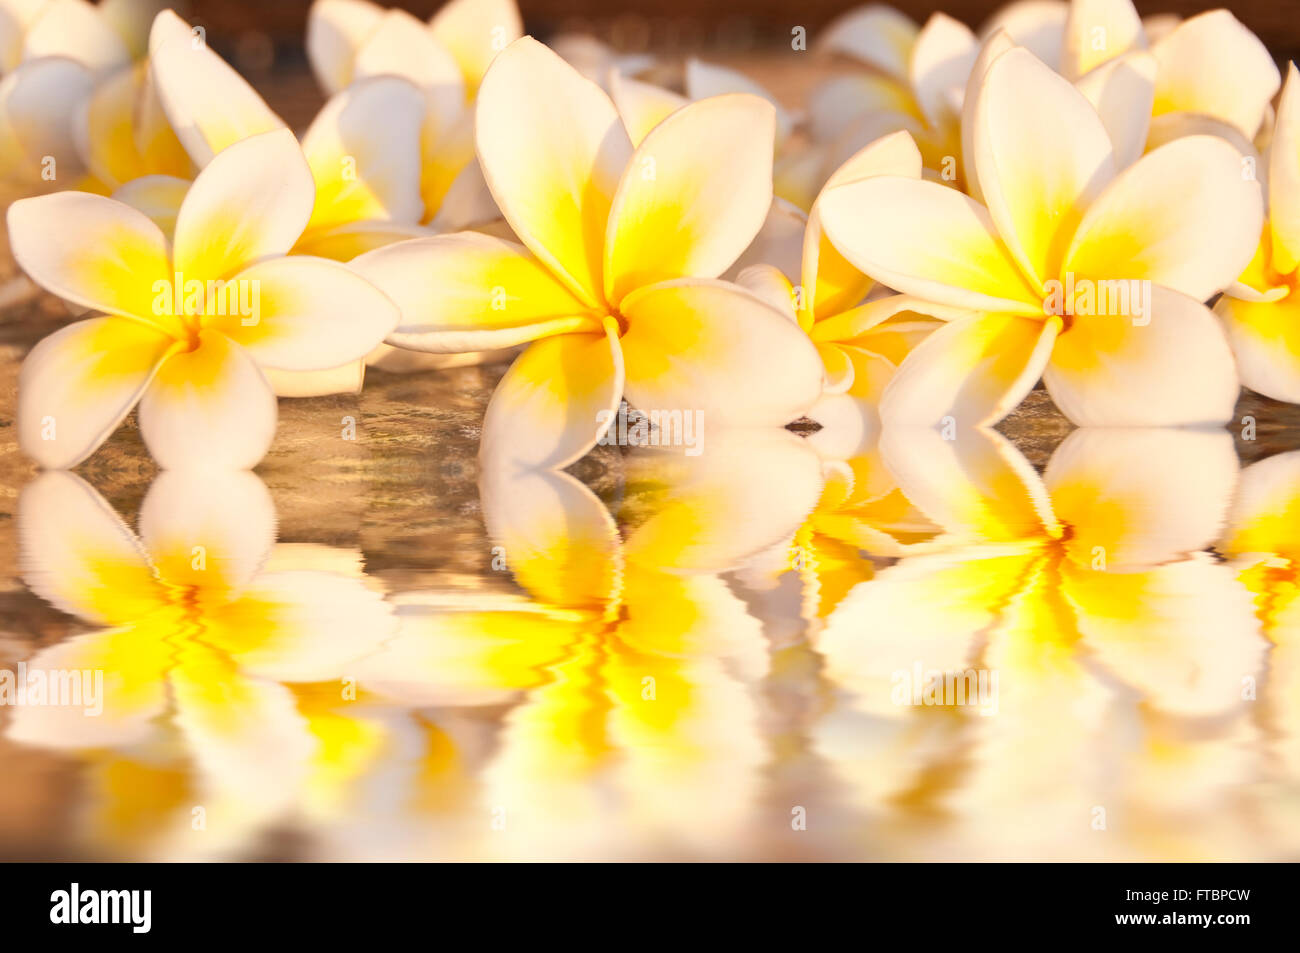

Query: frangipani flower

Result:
[357,431,822,858]
[354,37,823,469]
[306,0,519,230]
[812,7,991,188]
[0,0,169,192]
[1056,0,1278,148]
[1215,64,1300,405]
[812,2,1277,190]
[9,470,397,858]
[8,128,400,469]
[119,10,431,396]
[820,48,1261,428]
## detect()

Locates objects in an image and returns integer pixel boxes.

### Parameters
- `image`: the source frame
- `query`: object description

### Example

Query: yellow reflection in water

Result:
[4,426,1300,860]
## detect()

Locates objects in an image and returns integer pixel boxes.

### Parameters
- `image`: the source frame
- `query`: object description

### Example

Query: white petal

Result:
[172,128,315,282]
[138,331,277,470]
[475,36,631,307]
[305,0,384,94]
[817,5,919,81]
[1044,285,1238,426]
[0,57,94,184]
[23,0,130,75]
[301,75,427,232]
[480,323,624,471]
[608,70,686,146]
[604,94,774,304]
[879,312,1059,428]
[351,231,596,353]
[1060,0,1144,80]
[972,46,1115,287]
[819,175,1042,314]
[978,0,1068,69]
[908,13,977,129]
[7,190,173,325]
[1045,427,1238,565]
[685,58,794,145]
[1063,135,1263,302]
[148,9,285,166]
[207,255,400,371]
[1152,10,1280,139]
[18,470,157,624]
[1073,51,1155,169]
[19,317,176,469]
[619,279,823,428]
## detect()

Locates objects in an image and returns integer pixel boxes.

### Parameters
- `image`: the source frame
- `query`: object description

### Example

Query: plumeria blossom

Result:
[306,0,519,231]
[137,10,452,395]
[819,48,1261,428]
[811,2,1277,190]
[1215,64,1300,404]
[354,37,823,469]
[0,0,169,193]
[9,470,397,859]
[8,128,400,469]
[356,431,821,858]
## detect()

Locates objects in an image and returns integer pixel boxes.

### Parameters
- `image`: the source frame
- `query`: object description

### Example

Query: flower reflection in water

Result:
[9,470,396,859]
[6,424,1300,860]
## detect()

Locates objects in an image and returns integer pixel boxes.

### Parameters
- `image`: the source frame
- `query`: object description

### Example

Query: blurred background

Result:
[188,1,1300,60]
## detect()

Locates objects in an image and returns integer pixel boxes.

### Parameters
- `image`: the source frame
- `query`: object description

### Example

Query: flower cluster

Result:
[0,0,1293,472]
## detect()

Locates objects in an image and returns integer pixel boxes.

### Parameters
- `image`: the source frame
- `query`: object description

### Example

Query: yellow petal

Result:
[138,330,277,470]
[172,128,315,283]
[1063,135,1263,302]
[608,70,686,147]
[1215,290,1300,404]
[1151,10,1280,139]
[428,0,522,93]
[1045,286,1239,427]
[475,36,632,308]
[207,255,399,371]
[351,231,598,353]
[817,4,919,82]
[305,0,384,95]
[973,47,1115,289]
[7,191,176,328]
[1060,0,1143,80]
[879,311,1058,427]
[148,9,285,166]
[604,94,774,304]
[480,322,624,470]
[819,175,1043,314]
[619,279,823,428]
[301,75,426,233]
